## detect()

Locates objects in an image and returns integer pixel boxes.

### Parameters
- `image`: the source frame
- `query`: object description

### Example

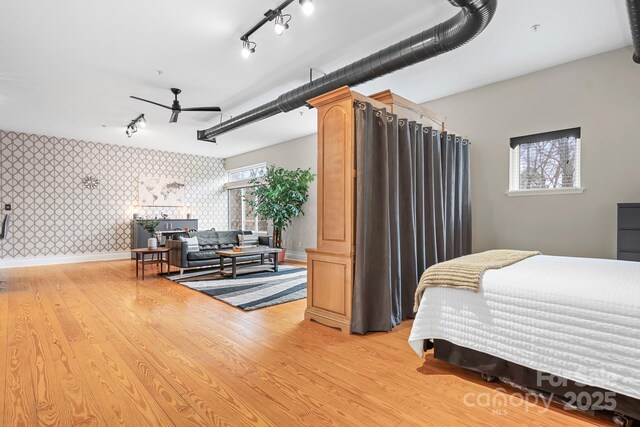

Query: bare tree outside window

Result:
[228,165,266,181]
[518,136,577,190]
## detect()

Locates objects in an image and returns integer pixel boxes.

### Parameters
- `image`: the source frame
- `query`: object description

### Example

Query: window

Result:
[228,163,267,182]
[227,187,268,232]
[226,163,268,232]
[508,127,584,196]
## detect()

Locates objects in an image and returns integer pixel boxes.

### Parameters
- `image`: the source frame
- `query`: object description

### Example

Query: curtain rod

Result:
[356,101,469,141]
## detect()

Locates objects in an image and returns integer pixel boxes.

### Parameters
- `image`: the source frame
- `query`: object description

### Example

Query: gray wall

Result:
[0,130,228,261]
[225,134,317,261]
[426,47,640,259]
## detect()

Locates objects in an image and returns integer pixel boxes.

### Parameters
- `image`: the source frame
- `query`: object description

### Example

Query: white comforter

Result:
[409,255,640,400]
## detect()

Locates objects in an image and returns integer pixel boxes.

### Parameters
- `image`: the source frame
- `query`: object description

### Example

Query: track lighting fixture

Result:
[241,39,256,58]
[274,12,291,35]
[126,113,146,138]
[299,0,314,15]
[239,0,315,56]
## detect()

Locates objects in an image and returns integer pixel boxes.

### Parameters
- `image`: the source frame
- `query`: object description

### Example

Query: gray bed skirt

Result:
[432,339,639,424]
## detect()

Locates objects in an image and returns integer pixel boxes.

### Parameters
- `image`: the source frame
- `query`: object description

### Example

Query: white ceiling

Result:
[0,0,632,159]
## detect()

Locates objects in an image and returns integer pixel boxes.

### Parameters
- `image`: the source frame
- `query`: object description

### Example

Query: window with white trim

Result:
[508,128,583,195]
[228,163,267,182]
[226,163,268,232]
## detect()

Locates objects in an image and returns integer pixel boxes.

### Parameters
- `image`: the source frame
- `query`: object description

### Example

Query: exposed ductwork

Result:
[627,0,640,63]
[198,0,497,143]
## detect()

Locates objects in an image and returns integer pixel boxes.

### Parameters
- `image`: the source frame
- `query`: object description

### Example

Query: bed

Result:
[409,255,640,423]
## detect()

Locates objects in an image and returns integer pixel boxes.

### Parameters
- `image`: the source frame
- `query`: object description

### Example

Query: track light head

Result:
[299,0,314,15]
[125,113,145,137]
[274,13,290,35]
[241,39,256,58]
[126,124,136,137]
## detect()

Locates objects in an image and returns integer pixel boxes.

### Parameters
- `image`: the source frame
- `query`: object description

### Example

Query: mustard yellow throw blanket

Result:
[414,249,540,311]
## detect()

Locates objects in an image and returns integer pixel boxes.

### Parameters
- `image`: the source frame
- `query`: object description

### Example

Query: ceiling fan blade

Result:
[181,106,222,112]
[169,110,180,123]
[129,96,172,110]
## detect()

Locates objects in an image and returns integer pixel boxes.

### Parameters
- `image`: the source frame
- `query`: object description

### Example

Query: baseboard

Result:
[285,250,307,262]
[0,251,131,269]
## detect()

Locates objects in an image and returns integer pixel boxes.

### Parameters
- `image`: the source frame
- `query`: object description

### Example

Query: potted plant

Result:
[246,165,315,263]
[137,219,161,249]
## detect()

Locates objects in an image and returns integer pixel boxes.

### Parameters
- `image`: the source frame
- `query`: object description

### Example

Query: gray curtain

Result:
[351,102,471,334]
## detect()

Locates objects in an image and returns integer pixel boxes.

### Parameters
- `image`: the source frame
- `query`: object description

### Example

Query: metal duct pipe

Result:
[627,0,640,63]
[198,0,497,142]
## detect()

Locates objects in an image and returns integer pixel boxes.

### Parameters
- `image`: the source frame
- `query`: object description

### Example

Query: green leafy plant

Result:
[137,219,160,236]
[246,165,315,248]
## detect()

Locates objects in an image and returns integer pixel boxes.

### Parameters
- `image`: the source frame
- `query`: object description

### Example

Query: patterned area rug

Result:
[167,265,307,311]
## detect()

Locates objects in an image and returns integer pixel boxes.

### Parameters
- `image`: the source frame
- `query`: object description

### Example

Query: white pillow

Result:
[180,236,199,252]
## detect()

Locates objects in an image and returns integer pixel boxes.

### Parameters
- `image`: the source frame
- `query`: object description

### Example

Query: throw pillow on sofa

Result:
[179,236,200,252]
[238,234,260,246]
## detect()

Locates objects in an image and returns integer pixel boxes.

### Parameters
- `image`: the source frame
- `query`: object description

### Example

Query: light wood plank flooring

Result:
[0,260,611,426]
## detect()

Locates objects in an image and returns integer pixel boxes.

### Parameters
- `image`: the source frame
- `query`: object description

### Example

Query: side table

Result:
[131,248,171,280]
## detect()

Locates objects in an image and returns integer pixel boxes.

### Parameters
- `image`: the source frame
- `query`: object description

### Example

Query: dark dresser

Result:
[131,218,198,258]
[617,203,640,262]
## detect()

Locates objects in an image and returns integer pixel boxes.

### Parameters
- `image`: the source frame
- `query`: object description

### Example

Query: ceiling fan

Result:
[129,88,221,123]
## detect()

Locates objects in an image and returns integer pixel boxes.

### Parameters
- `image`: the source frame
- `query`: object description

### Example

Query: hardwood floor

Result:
[0,260,611,426]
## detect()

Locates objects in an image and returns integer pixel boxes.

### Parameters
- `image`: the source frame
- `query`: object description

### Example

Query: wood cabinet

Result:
[305,87,356,333]
[305,250,354,332]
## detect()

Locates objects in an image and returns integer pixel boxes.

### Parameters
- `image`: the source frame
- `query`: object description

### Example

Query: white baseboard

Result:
[285,250,307,262]
[0,251,131,269]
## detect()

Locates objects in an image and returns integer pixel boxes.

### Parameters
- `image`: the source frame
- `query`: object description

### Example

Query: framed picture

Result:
[139,177,186,206]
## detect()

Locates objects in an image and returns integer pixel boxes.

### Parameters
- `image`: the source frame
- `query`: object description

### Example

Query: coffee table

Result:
[132,247,171,280]
[216,247,282,279]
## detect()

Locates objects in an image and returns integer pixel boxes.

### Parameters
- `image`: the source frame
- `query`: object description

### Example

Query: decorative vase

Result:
[186,213,192,219]
[277,248,287,264]
[147,237,158,249]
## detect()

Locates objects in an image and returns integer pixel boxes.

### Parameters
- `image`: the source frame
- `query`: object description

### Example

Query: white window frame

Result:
[507,133,585,197]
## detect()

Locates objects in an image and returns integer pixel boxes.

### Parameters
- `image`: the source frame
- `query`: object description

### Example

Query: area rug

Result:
[168,265,307,311]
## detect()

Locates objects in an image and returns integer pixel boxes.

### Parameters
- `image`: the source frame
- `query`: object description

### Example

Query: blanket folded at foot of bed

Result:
[414,249,540,311]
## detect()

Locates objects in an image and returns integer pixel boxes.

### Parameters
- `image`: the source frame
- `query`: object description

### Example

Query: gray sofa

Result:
[166,230,273,274]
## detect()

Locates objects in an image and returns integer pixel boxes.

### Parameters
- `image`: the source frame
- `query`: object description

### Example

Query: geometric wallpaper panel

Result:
[0,130,228,259]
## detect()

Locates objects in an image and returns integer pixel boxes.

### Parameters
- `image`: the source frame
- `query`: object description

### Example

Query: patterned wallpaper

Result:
[0,130,228,259]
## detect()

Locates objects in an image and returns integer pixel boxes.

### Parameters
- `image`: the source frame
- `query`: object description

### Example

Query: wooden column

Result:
[305,87,356,334]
